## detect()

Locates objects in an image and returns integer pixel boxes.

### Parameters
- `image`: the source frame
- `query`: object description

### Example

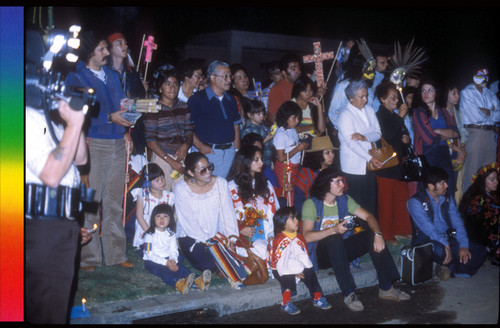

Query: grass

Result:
[73,236,410,310]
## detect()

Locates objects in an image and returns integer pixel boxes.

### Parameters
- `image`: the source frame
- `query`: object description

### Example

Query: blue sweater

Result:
[65,61,126,139]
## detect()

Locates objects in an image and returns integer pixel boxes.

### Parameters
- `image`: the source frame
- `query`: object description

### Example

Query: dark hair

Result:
[184,152,208,179]
[291,76,318,99]
[309,167,345,201]
[264,60,280,76]
[177,58,204,81]
[78,30,107,63]
[302,151,327,171]
[441,81,460,108]
[243,99,266,119]
[273,206,300,236]
[145,204,176,235]
[414,78,440,117]
[375,80,398,102]
[241,133,264,149]
[229,63,248,78]
[459,167,498,216]
[141,163,165,182]
[279,53,301,72]
[276,101,302,129]
[423,166,449,187]
[226,145,269,203]
[152,65,178,98]
[402,85,418,99]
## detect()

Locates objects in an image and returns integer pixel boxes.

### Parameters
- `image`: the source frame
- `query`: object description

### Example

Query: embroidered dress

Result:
[131,188,174,248]
[270,232,312,275]
[228,180,279,260]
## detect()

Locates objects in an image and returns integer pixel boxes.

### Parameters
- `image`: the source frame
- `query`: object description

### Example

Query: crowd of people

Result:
[26,25,499,323]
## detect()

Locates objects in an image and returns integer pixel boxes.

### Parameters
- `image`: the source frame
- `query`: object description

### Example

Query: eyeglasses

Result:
[213,74,231,80]
[193,73,204,79]
[331,178,345,186]
[195,162,214,175]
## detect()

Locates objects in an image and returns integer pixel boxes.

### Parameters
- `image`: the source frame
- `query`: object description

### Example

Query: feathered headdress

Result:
[356,38,376,80]
[388,38,428,93]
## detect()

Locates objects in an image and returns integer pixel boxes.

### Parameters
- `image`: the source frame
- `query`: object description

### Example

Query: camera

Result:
[26,26,96,114]
[339,215,359,231]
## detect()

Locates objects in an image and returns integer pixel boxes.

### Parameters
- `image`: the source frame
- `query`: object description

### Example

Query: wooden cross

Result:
[303,41,335,88]
[142,35,157,82]
[248,82,270,102]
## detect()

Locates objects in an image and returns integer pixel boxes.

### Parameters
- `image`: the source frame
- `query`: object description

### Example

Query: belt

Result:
[207,143,232,150]
[464,124,494,131]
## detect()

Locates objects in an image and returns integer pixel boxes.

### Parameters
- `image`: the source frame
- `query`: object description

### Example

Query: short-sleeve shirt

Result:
[273,127,301,164]
[301,196,360,231]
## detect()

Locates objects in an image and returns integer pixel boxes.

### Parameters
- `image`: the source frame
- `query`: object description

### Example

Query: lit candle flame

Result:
[88,224,98,234]
[93,224,97,229]
[381,152,397,165]
[82,298,86,312]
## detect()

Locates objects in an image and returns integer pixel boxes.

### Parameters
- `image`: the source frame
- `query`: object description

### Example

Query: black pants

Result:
[316,230,400,296]
[272,267,323,298]
[25,218,80,324]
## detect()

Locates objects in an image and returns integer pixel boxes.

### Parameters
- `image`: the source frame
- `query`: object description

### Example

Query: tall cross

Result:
[143,35,157,63]
[248,82,269,102]
[303,41,335,88]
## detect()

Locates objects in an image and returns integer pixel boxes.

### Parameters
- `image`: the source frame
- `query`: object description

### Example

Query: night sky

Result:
[33,5,500,89]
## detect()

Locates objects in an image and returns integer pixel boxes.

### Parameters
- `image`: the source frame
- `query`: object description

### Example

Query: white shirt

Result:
[459,83,500,125]
[338,102,381,175]
[174,176,239,243]
[25,107,80,188]
[143,229,179,264]
[273,127,301,164]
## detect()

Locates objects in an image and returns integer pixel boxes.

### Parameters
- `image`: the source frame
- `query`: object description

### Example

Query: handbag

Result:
[229,235,269,286]
[402,144,428,181]
[367,136,399,171]
[399,243,433,285]
[206,232,249,283]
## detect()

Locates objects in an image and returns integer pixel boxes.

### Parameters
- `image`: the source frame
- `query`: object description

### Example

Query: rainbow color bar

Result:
[0,6,24,322]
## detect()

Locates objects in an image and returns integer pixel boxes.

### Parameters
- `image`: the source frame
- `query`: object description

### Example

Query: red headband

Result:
[108,33,125,44]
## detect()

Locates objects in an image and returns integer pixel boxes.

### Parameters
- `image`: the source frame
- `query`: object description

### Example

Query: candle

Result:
[382,152,397,165]
[88,224,98,234]
[82,298,86,312]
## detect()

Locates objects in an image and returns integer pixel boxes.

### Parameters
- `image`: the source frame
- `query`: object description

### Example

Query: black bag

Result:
[399,243,433,285]
[402,144,428,181]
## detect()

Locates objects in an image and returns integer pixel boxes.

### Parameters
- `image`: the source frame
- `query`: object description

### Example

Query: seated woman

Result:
[226,145,279,261]
[292,136,337,213]
[174,152,239,275]
[459,163,499,265]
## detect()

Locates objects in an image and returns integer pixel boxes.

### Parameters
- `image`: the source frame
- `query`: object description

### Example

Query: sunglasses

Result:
[195,162,214,175]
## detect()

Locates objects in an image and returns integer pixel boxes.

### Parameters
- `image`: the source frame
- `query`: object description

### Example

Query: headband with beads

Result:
[471,162,499,184]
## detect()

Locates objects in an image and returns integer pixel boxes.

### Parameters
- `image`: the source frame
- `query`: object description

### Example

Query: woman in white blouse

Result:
[174,152,239,273]
[338,79,383,216]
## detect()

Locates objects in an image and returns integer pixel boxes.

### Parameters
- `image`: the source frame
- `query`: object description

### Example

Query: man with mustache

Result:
[65,30,135,272]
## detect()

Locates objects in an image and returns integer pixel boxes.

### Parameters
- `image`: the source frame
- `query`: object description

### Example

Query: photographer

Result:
[25,29,92,324]
[301,167,410,312]
[407,166,487,281]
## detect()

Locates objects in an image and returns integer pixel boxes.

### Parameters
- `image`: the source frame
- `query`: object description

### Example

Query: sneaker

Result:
[452,272,471,279]
[313,296,332,310]
[176,273,196,295]
[344,292,364,312]
[281,302,301,315]
[194,270,212,291]
[379,286,411,301]
[435,264,451,281]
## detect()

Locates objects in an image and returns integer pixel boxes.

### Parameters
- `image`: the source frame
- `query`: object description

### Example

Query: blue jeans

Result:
[144,260,192,288]
[272,267,323,298]
[178,236,218,272]
[205,145,235,179]
[412,233,487,276]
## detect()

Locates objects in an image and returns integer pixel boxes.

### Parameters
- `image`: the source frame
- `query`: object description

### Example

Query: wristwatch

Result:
[374,232,383,236]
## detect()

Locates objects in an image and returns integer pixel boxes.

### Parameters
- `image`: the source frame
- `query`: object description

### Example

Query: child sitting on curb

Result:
[143,204,211,294]
[269,206,332,315]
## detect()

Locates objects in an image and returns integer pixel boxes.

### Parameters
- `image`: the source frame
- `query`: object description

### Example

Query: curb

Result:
[71,260,379,324]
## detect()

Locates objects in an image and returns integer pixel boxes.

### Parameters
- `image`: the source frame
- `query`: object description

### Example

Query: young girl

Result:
[131,163,175,250]
[273,101,309,206]
[143,204,211,294]
[270,207,332,315]
[241,99,274,168]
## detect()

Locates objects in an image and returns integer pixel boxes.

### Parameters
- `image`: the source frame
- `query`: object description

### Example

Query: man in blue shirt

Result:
[189,60,241,178]
[407,166,487,280]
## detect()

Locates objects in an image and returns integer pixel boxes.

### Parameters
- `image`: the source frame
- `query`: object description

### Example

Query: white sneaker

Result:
[344,292,364,311]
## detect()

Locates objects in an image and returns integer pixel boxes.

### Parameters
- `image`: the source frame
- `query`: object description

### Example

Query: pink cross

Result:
[143,35,157,63]
[303,41,335,88]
